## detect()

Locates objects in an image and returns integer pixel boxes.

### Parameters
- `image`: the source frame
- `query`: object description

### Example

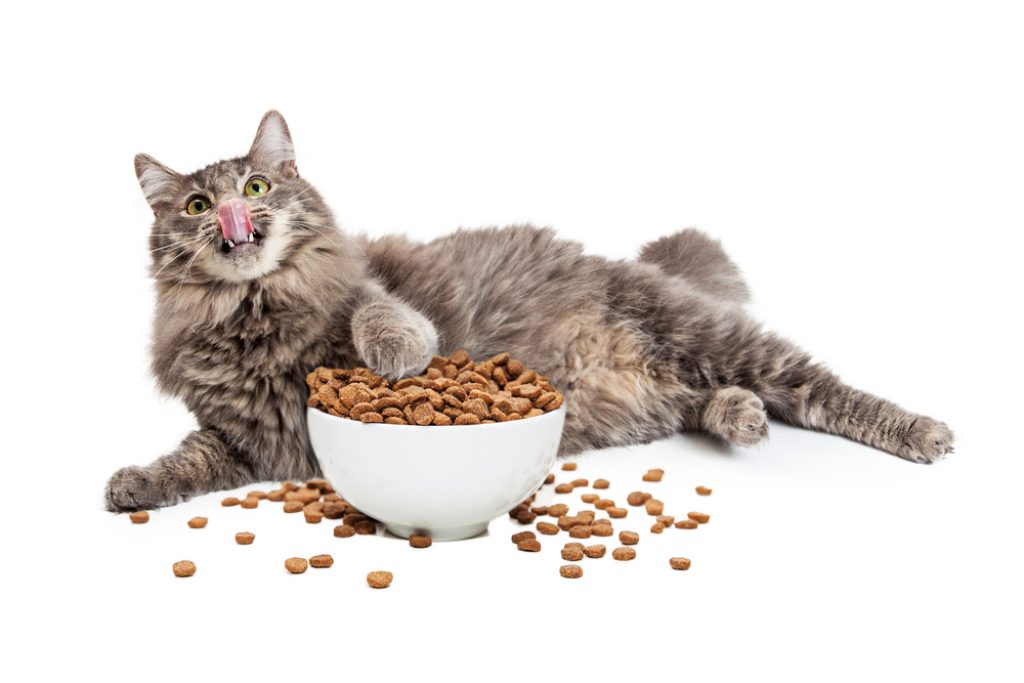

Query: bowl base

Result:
[385,521,489,542]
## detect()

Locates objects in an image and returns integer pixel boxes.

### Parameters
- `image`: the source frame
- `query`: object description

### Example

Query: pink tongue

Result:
[218,198,254,244]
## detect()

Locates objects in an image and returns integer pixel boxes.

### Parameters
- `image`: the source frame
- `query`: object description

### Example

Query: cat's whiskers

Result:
[150,234,210,254]
[171,239,213,312]
[152,247,193,280]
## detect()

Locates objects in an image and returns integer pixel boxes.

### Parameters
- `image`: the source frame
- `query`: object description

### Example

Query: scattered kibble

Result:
[670,557,692,571]
[285,557,308,574]
[619,531,640,545]
[517,538,542,552]
[334,524,356,538]
[612,547,636,561]
[235,532,255,545]
[561,462,577,471]
[642,468,664,482]
[560,564,584,579]
[309,554,334,568]
[172,560,196,577]
[367,571,393,589]
[561,546,585,561]
[511,531,536,544]
[584,544,606,558]
[187,516,208,529]
[409,535,432,548]
[221,497,241,507]
[696,486,712,496]
[688,512,710,524]
[129,511,149,524]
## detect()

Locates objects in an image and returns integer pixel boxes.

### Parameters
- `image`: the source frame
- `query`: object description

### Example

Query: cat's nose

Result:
[218,197,253,246]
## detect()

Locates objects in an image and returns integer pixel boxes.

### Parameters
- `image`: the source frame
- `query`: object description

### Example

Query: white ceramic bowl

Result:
[307,406,566,541]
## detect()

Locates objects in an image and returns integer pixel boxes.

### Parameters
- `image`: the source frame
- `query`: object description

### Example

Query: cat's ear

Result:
[249,110,298,178]
[134,153,181,212]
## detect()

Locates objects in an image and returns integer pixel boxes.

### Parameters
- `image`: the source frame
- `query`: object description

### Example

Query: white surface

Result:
[2,1,1022,681]
[308,406,565,539]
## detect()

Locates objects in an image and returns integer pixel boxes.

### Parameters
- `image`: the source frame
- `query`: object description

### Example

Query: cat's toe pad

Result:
[899,417,954,464]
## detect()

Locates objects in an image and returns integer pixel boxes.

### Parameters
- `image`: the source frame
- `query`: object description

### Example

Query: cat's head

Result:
[136,111,337,285]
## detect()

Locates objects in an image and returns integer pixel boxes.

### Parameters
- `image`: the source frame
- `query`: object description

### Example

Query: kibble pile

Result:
[306,350,564,425]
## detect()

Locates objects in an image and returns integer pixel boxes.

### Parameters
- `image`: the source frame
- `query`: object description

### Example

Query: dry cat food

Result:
[593,479,610,489]
[517,538,542,552]
[669,557,692,571]
[172,560,196,577]
[187,516,208,529]
[239,497,258,509]
[367,571,393,589]
[688,512,711,524]
[285,557,308,574]
[675,519,699,529]
[222,497,241,507]
[129,511,149,524]
[235,531,255,545]
[310,554,334,568]
[511,531,536,544]
[561,462,577,471]
[627,491,651,506]
[560,565,583,579]
[334,524,356,538]
[612,547,636,561]
[584,544,606,558]
[619,530,640,545]
[642,468,664,482]
[306,350,564,425]
[561,546,585,561]
[409,535,432,548]
[536,521,560,535]
[696,486,712,496]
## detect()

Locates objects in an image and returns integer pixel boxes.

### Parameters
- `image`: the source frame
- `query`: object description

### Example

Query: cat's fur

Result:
[105,111,954,512]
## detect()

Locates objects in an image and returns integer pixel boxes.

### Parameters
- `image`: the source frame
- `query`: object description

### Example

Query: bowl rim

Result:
[307,404,565,430]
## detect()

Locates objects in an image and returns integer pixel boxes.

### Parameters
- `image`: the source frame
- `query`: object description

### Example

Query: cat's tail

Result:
[638,228,750,305]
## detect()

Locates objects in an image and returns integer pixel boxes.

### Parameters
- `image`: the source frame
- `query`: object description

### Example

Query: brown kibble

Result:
[561,462,577,471]
[304,509,324,524]
[626,491,651,506]
[409,535,432,548]
[607,507,628,518]
[172,560,196,577]
[544,473,555,485]
[563,542,585,550]
[310,554,334,568]
[454,413,481,425]
[536,521,560,535]
[591,524,614,537]
[129,511,149,524]
[511,531,537,544]
[696,486,713,496]
[642,468,664,482]
[581,493,599,504]
[367,570,393,589]
[593,478,610,489]
[235,531,255,545]
[285,557,308,574]
[283,501,303,513]
[670,557,692,571]
[584,544,607,558]
[281,481,300,491]
[358,411,384,423]
[334,524,356,538]
[517,538,542,552]
[247,490,269,500]
[571,478,589,488]
[688,512,711,524]
[266,489,286,502]
[612,547,637,561]
[619,530,640,545]
[547,504,569,517]
[343,513,368,526]
[644,499,665,516]
[554,483,575,494]
[651,522,666,534]
[531,505,549,515]
[323,501,347,519]
[516,510,537,524]
[221,497,241,507]
[595,499,615,510]
[675,519,699,529]
[354,520,377,535]
[239,497,259,509]
[561,546,585,561]
[568,525,592,539]
[187,517,208,529]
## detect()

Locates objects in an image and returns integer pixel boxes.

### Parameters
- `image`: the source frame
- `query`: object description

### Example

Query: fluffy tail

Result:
[638,228,750,304]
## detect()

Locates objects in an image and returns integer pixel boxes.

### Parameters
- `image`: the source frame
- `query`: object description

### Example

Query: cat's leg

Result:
[104,429,256,512]
[350,282,439,379]
[733,331,954,463]
[700,386,769,446]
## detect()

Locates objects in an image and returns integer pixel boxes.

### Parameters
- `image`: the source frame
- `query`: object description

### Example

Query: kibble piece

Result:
[688,512,711,524]
[221,497,241,507]
[511,531,536,544]
[283,501,303,513]
[304,509,324,524]
[626,491,651,506]
[569,525,592,539]
[563,542,585,550]
[544,473,556,485]
[343,513,368,526]
[516,510,537,524]
[239,497,259,509]
[584,544,607,558]
[547,504,569,517]
[595,499,615,510]
[644,499,665,516]
[607,507,628,518]
[172,560,196,577]
[612,547,637,561]
[187,516,208,529]
[619,530,640,545]
[247,490,269,500]
[536,521,560,535]
[696,486,713,496]
[560,564,584,579]
[323,501,347,519]
[266,489,286,502]
[571,478,589,488]
[367,570,393,589]
[354,520,377,535]
[235,531,255,545]
[409,535,432,548]
[310,554,334,568]
[656,515,675,527]
[561,462,578,471]
[531,505,550,515]
[591,524,614,537]
[593,479,610,489]
[675,519,699,529]
[581,493,599,504]
[670,557,692,571]
[651,522,666,534]
[517,538,542,552]
[561,546,585,561]
[128,511,149,524]
[642,468,664,482]
[285,557,308,574]
[577,510,596,523]
[554,483,575,494]
[334,524,356,538]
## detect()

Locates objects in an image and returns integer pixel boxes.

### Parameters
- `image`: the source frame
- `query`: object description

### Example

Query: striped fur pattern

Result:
[105,112,954,512]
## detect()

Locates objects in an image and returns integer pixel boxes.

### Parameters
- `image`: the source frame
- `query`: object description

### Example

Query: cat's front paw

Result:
[105,466,174,512]
[897,416,954,464]
[351,302,439,380]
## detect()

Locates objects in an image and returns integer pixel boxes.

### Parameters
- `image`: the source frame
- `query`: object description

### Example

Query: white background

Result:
[2,1,1022,681]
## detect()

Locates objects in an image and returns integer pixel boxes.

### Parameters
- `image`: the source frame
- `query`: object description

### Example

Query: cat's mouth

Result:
[218,198,264,255]
[220,227,264,254]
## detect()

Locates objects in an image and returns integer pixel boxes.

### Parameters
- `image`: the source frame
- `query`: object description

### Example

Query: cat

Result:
[104,110,954,512]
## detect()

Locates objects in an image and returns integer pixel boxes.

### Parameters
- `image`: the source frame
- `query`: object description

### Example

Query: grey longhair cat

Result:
[105,110,954,512]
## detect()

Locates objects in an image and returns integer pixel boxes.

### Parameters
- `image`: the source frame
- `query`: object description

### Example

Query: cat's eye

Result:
[244,177,270,197]
[185,196,211,215]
